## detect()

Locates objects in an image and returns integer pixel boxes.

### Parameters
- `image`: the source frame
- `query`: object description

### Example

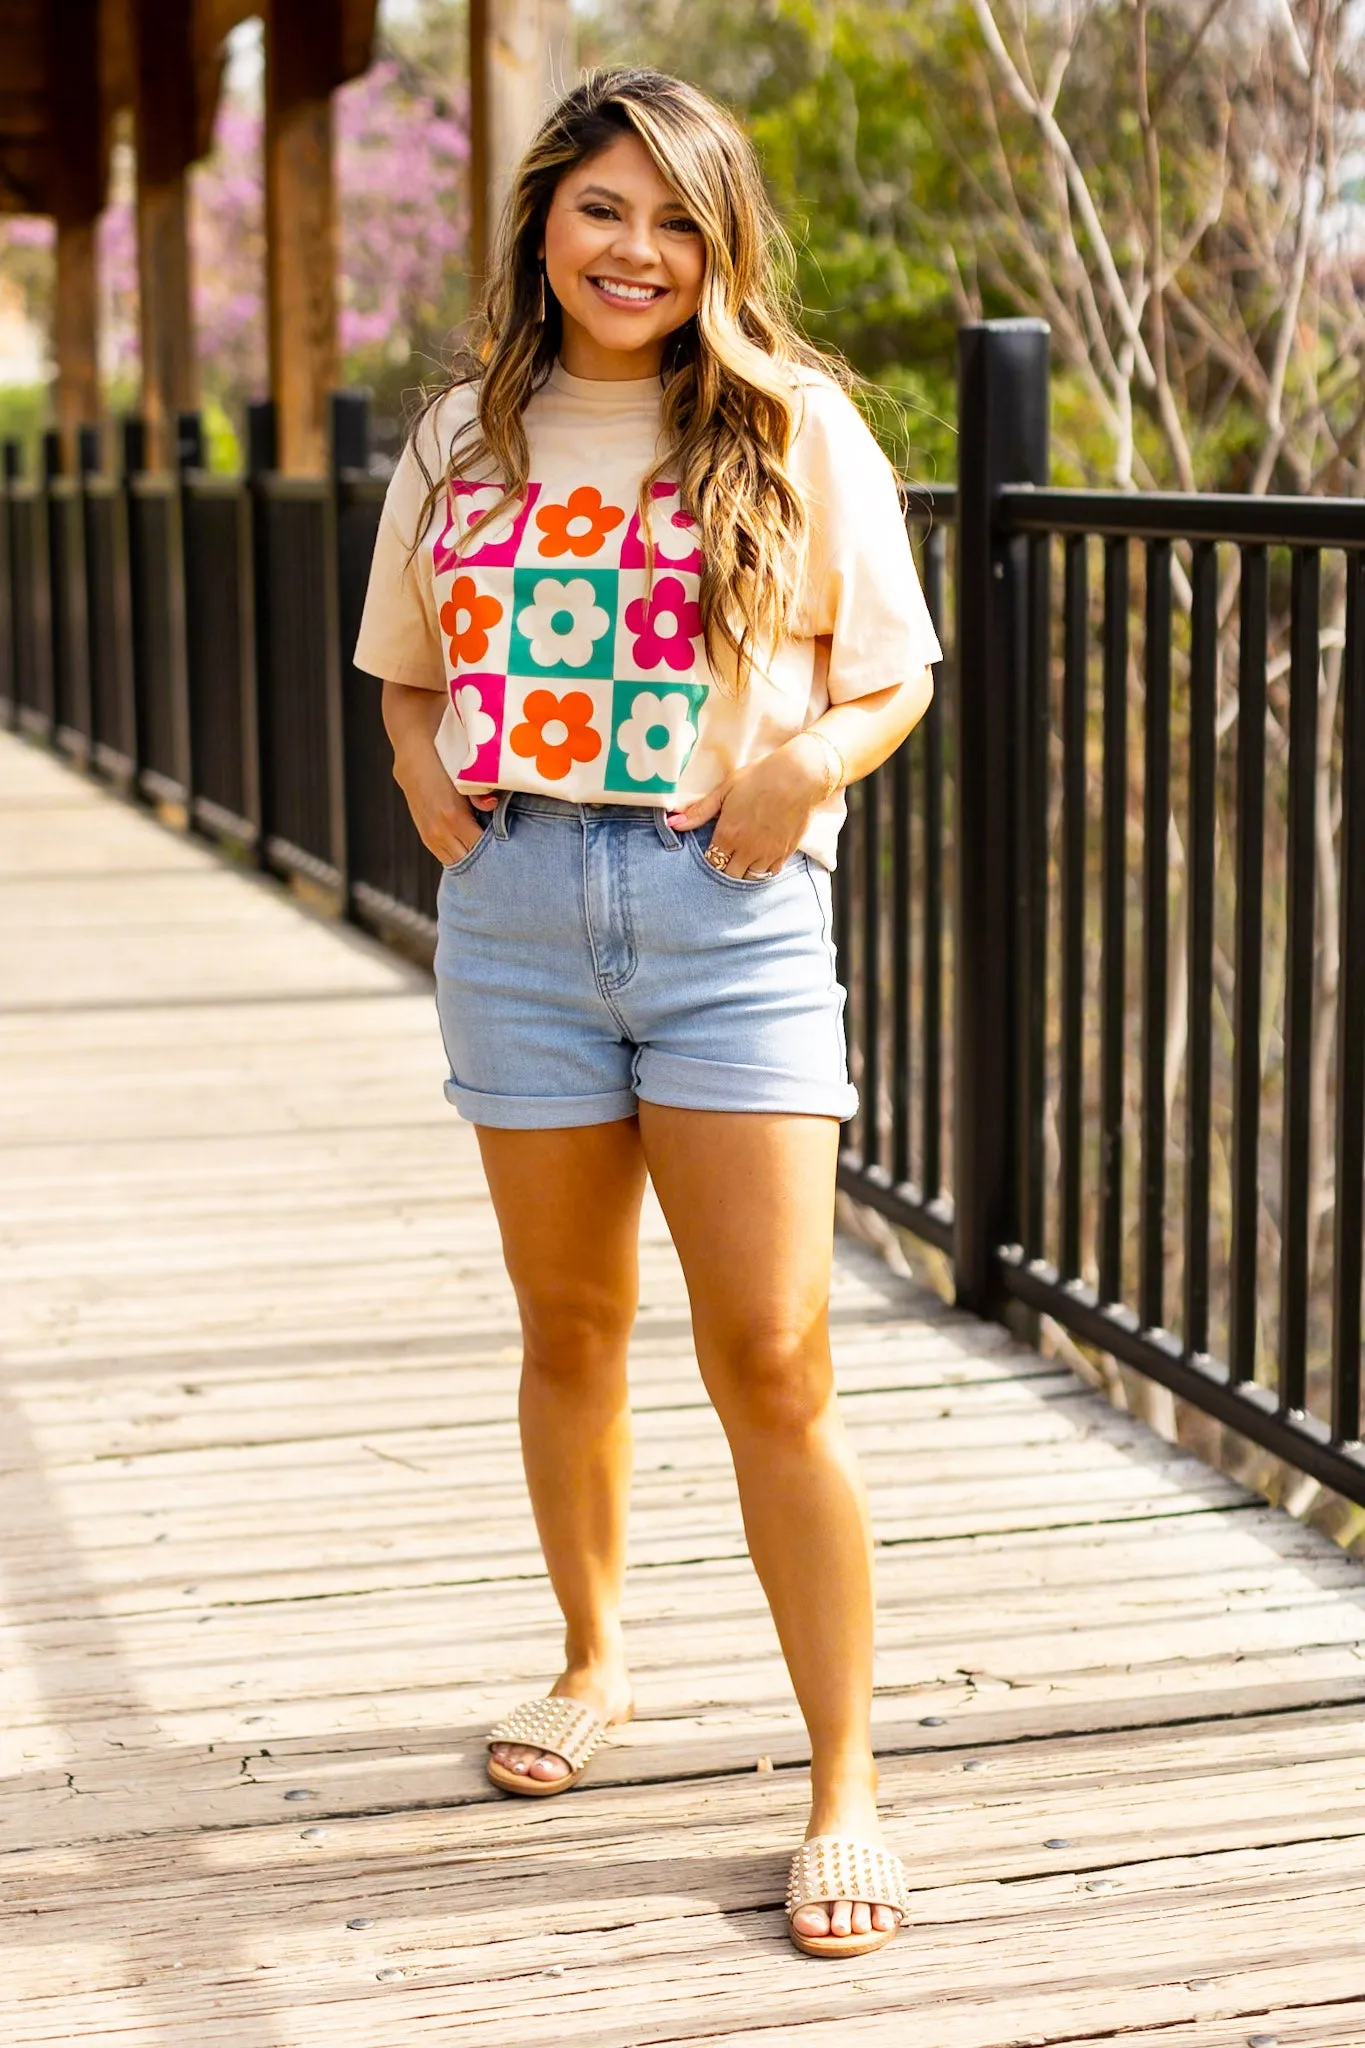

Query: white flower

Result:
[461,485,519,550]
[453,681,496,769]
[647,490,701,564]
[519,577,610,669]
[615,690,698,785]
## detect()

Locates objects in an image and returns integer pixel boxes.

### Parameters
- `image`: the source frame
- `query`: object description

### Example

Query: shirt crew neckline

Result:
[545,360,664,408]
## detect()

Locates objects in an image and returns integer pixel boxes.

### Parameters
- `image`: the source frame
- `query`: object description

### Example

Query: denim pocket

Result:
[685,816,806,889]
[442,815,494,878]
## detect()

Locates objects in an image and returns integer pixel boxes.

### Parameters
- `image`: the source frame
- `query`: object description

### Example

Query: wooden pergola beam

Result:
[47,0,105,463]
[265,0,344,477]
[131,0,200,469]
[468,0,575,305]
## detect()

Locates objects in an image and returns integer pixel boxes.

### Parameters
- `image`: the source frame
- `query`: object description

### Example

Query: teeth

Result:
[593,279,661,302]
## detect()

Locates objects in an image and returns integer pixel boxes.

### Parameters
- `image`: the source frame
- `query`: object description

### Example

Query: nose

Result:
[608,215,662,270]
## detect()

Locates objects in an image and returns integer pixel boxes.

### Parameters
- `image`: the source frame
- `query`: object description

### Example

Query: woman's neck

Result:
[557,312,663,383]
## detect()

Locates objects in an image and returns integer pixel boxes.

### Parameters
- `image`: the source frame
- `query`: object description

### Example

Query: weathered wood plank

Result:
[5,729,1365,2047]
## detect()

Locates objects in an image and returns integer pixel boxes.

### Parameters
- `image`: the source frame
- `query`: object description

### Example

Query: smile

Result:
[589,277,667,304]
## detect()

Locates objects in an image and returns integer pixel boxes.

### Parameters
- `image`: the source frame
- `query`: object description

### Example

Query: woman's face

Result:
[541,132,706,380]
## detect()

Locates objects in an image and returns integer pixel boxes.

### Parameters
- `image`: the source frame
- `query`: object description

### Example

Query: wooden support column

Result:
[469,0,576,301]
[131,0,200,470]
[265,0,342,477]
[47,0,104,465]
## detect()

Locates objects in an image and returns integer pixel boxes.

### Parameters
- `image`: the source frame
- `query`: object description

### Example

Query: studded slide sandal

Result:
[485,1695,623,1797]
[785,1835,910,1958]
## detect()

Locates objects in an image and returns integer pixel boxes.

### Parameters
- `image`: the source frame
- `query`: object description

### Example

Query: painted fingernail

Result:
[665,813,688,827]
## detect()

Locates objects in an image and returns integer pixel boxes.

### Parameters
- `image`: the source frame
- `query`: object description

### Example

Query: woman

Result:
[354,67,940,1961]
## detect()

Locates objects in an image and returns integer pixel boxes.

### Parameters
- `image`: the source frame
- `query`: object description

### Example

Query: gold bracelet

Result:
[799,727,847,802]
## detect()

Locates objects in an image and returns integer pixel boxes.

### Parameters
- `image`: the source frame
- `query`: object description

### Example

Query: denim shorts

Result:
[433,791,856,1127]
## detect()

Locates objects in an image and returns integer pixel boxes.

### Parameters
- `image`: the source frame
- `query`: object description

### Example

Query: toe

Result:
[850,1901,871,1935]
[790,1903,831,1938]
[871,1903,896,1933]
[829,1898,854,1938]
[527,1750,569,1780]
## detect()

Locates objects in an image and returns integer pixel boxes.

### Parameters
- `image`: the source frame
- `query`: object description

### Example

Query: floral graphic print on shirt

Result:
[436,477,707,797]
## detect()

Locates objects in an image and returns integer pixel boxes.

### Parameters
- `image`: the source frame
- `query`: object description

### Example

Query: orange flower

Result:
[509,689,602,781]
[439,574,502,665]
[535,486,625,560]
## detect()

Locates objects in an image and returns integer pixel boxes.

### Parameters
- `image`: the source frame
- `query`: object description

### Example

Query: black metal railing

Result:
[2,322,1363,1504]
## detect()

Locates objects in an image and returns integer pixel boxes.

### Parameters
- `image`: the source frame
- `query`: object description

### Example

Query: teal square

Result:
[509,567,617,681]
[605,680,708,794]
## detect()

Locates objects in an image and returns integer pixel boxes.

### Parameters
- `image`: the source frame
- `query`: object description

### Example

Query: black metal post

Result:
[953,320,1050,1316]
[120,416,147,482]
[77,424,102,477]
[247,400,277,868]
[247,399,278,478]
[329,388,371,475]
[0,441,15,730]
[176,410,205,475]
[119,417,147,781]
[323,390,365,914]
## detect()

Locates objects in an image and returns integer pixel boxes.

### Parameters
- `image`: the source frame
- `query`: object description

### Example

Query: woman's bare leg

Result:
[638,1103,893,1940]
[477,1118,647,1782]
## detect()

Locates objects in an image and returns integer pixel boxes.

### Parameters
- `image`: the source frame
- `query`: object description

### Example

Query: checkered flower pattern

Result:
[436,478,707,797]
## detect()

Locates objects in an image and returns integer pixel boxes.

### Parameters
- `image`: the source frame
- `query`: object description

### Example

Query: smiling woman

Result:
[541,159,705,381]
[351,66,939,1963]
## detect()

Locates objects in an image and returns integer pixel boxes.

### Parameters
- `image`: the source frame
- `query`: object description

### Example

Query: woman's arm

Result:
[667,662,934,877]
[382,679,492,866]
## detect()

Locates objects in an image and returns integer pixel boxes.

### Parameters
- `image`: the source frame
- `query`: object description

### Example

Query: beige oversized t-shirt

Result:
[353,361,941,868]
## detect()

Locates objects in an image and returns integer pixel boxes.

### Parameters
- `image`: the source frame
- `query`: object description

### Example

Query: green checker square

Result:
[604,679,708,795]
[509,567,617,681]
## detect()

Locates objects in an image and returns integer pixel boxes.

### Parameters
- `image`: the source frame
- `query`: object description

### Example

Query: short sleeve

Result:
[792,377,943,702]
[352,434,446,692]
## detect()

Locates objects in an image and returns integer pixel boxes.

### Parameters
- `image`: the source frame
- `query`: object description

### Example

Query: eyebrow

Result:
[576,182,690,214]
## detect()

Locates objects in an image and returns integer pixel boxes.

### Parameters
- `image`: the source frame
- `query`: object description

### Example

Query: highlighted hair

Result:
[410,67,854,689]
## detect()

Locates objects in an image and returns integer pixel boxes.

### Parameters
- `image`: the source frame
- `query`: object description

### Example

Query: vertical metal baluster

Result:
[1060,535,1088,1281]
[1331,551,1365,1443]
[861,765,882,1172]
[891,735,912,1189]
[1139,539,1172,1331]
[836,783,856,1151]
[1280,546,1320,1413]
[1098,537,1129,1305]
[1229,546,1267,1384]
[1017,530,1050,1259]
[1184,541,1217,1359]
[922,526,945,1202]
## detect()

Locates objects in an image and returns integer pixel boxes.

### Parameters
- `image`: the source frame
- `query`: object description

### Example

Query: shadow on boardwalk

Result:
[3,731,1365,2048]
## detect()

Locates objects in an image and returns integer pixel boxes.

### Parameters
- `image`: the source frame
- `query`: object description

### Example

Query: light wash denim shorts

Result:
[433,790,857,1128]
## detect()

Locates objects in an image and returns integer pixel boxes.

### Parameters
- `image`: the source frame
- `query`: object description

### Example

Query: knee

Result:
[704,1320,833,1443]
[517,1281,632,1391]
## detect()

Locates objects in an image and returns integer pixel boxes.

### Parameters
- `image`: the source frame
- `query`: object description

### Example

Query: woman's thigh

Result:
[636,1105,840,1425]
[475,1119,649,1358]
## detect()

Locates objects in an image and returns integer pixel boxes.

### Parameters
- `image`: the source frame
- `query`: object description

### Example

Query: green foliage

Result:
[0,383,49,466]
[581,0,968,474]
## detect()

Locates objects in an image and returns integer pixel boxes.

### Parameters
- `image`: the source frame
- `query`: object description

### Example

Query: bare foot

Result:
[789,1770,899,1942]
[488,1660,634,1785]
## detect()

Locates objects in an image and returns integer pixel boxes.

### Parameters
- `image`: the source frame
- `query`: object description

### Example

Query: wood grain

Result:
[2,730,1364,2047]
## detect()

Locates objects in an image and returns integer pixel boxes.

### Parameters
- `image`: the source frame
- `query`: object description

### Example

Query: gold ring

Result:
[704,845,732,871]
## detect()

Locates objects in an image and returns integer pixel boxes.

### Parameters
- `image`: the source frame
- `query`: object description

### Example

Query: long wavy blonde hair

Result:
[410,67,853,689]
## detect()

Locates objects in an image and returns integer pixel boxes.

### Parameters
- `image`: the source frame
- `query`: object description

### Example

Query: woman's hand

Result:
[665,731,833,877]
[382,677,498,866]
[392,735,497,866]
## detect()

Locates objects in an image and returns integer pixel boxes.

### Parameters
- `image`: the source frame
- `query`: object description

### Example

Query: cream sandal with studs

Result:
[785,1835,910,1958]
[485,1695,627,1797]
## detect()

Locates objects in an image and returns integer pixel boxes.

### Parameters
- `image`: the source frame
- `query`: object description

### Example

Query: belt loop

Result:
[492,790,513,840]
[653,807,680,849]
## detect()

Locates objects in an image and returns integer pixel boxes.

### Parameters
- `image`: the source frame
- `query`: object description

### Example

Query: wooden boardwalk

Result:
[3,727,1365,2048]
